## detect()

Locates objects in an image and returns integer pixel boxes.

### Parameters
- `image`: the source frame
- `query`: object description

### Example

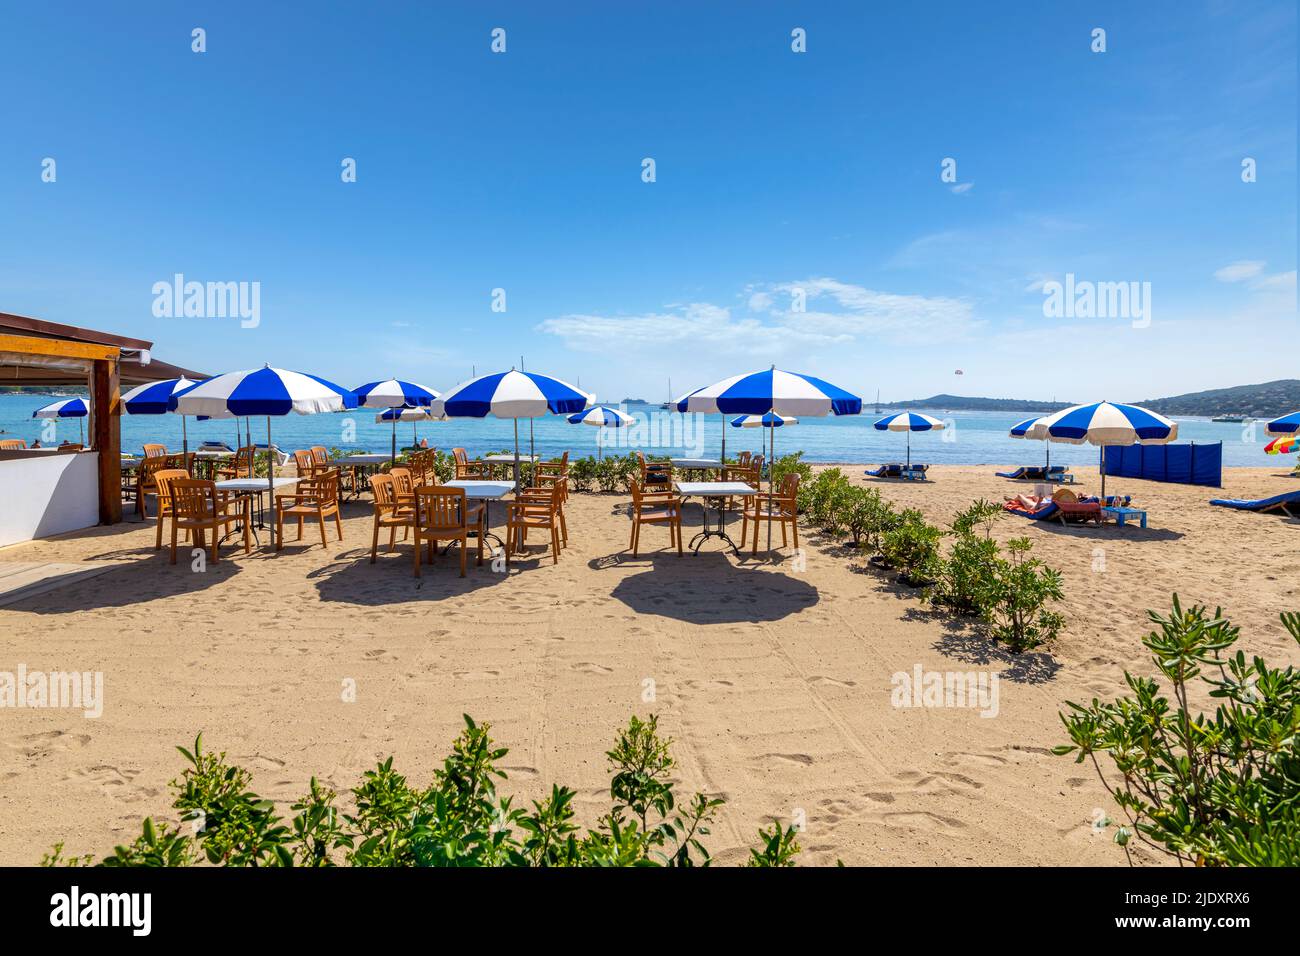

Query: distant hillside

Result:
[891,394,1071,413]
[893,381,1300,418]
[1131,380,1300,418]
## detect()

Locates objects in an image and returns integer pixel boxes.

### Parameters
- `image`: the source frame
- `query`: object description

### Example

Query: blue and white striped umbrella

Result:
[1009,415,1051,468]
[170,366,357,418]
[170,367,358,548]
[374,404,442,459]
[675,367,861,417]
[873,412,945,432]
[568,405,634,427]
[121,376,204,453]
[352,378,439,409]
[1009,416,1048,439]
[430,369,591,484]
[1038,401,1176,445]
[873,412,945,469]
[1038,401,1177,496]
[730,412,797,428]
[430,369,590,419]
[32,397,89,418]
[1265,411,1300,437]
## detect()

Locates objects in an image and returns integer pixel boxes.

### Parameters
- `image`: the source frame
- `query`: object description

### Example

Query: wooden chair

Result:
[506,483,564,565]
[1051,487,1102,525]
[151,468,190,550]
[452,448,486,480]
[413,486,484,577]
[142,443,167,459]
[636,451,673,493]
[275,469,343,550]
[216,446,256,481]
[534,452,570,503]
[409,449,439,486]
[0,439,27,449]
[516,477,568,548]
[722,463,760,511]
[169,478,249,565]
[135,455,176,517]
[735,451,752,468]
[368,474,417,563]
[741,473,800,555]
[292,449,317,478]
[628,481,683,556]
[164,451,194,476]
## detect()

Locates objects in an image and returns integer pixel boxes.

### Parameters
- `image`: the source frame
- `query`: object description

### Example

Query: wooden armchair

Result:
[452,447,486,480]
[636,451,673,493]
[534,452,569,502]
[628,481,683,556]
[506,482,564,565]
[142,443,167,458]
[169,478,250,565]
[368,474,416,563]
[741,473,800,554]
[216,445,256,481]
[151,468,191,550]
[516,477,568,549]
[275,469,343,550]
[135,455,177,517]
[292,449,317,478]
[413,486,484,577]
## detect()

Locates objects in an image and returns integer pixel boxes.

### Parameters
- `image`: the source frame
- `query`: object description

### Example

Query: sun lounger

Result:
[866,464,902,478]
[1004,494,1131,523]
[996,467,1035,480]
[866,464,929,480]
[1209,490,1300,517]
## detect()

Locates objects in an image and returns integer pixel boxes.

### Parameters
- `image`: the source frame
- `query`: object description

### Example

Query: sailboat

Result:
[660,378,675,410]
[874,389,881,415]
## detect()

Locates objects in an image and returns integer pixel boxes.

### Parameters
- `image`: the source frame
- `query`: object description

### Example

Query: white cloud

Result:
[1214,260,1266,282]
[950,182,974,195]
[536,278,982,355]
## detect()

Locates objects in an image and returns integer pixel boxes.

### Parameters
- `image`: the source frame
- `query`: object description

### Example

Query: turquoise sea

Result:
[0,394,1286,468]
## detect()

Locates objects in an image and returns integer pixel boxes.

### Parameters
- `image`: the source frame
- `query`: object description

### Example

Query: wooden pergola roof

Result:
[0,311,207,386]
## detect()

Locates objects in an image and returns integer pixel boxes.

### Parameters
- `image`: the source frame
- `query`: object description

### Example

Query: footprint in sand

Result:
[453,669,499,680]
[363,649,396,662]
[235,754,287,771]
[756,752,814,767]
[8,730,91,758]
[880,810,966,831]
[571,662,613,674]
[806,675,857,688]
[682,678,734,691]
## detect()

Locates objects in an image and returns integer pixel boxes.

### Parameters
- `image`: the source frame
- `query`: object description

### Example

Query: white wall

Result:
[0,452,100,548]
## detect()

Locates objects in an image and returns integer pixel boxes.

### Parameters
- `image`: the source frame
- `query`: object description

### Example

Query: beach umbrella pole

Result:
[513,417,520,490]
[182,415,189,456]
[390,418,397,467]
[906,430,911,469]
[267,416,276,549]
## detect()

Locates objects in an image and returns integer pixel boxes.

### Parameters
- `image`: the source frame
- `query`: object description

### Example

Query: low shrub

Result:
[42,714,801,868]
[1056,598,1300,866]
[928,499,1006,615]
[879,508,943,585]
[981,537,1064,652]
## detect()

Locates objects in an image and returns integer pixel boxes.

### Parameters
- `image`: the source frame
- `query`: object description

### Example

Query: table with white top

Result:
[332,453,392,498]
[482,453,539,489]
[442,479,515,553]
[215,477,299,545]
[674,480,758,555]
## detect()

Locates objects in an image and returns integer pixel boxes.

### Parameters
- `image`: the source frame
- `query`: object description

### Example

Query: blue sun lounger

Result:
[866,464,929,480]
[1209,490,1300,517]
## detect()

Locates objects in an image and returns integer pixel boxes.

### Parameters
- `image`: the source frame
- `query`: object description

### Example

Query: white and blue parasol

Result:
[873,412,945,468]
[374,404,444,456]
[32,396,89,443]
[171,367,358,547]
[121,376,203,453]
[1265,411,1300,437]
[1009,415,1051,469]
[1038,401,1177,496]
[568,405,634,459]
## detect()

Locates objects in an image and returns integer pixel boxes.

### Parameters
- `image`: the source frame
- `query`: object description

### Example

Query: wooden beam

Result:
[90,357,121,525]
[0,332,118,363]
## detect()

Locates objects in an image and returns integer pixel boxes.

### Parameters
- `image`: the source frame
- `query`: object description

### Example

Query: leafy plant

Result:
[981,537,1064,652]
[842,485,899,553]
[928,498,1006,614]
[43,715,800,869]
[1057,598,1300,866]
[879,508,943,585]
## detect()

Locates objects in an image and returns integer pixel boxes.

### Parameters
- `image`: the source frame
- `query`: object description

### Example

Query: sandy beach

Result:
[2,464,1297,867]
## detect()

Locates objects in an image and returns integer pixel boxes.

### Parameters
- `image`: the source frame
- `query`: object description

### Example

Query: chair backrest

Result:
[370,473,399,512]
[164,451,194,475]
[171,478,217,520]
[153,469,190,512]
[389,466,415,498]
[452,447,469,466]
[736,451,752,467]
[415,485,468,530]
[0,439,26,449]
[139,454,174,484]
[293,449,316,476]
[305,469,340,506]
[142,443,167,458]
[232,446,256,478]
[310,446,329,466]
[781,472,800,505]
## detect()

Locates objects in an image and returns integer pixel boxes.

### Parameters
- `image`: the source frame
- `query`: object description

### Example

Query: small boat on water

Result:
[1212,415,1251,423]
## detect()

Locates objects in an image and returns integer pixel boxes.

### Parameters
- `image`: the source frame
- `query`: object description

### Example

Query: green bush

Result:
[569,455,598,492]
[42,714,801,868]
[842,485,899,553]
[800,469,852,534]
[981,537,1064,652]
[770,452,813,493]
[1056,598,1300,866]
[879,508,943,584]
[928,499,1006,615]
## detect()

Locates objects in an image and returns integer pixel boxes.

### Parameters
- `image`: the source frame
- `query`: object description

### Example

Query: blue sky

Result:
[1,0,1295,404]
